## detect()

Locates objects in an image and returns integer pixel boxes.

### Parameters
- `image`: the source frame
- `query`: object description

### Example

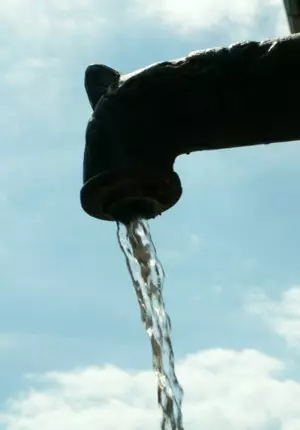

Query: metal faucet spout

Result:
[81,34,300,223]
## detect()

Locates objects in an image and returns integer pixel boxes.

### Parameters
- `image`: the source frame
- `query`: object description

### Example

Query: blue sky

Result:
[1,0,300,428]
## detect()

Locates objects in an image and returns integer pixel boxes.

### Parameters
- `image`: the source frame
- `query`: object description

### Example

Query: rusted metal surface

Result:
[81,34,300,222]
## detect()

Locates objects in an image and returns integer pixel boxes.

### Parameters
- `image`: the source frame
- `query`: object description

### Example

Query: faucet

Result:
[80,33,300,225]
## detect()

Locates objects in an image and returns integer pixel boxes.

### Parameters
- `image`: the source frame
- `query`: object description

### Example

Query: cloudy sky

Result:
[1,0,300,429]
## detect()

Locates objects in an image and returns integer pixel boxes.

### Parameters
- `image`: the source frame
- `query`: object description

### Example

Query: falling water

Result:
[117,218,184,430]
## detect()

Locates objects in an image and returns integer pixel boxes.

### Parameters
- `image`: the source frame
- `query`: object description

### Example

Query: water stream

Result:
[117,218,184,430]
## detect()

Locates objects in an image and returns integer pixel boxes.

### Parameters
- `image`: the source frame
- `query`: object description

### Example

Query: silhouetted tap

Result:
[81,34,300,224]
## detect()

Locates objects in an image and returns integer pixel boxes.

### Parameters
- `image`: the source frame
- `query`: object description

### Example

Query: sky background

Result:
[0,0,300,429]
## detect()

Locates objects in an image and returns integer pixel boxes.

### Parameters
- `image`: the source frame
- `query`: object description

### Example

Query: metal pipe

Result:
[81,34,300,223]
[283,0,300,33]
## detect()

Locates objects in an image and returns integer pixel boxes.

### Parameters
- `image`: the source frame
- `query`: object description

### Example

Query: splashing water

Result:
[117,218,184,430]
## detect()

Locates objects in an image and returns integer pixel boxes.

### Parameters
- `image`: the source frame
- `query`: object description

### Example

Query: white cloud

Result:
[0,0,107,42]
[1,348,300,429]
[1,57,64,122]
[246,286,300,348]
[134,0,289,38]
[0,334,17,351]
[211,285,224,295]
[159,233,201,264]
[189,234,201,250]
[0,0,109,123]
[0,0,290,124]
[1,0,289,42]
